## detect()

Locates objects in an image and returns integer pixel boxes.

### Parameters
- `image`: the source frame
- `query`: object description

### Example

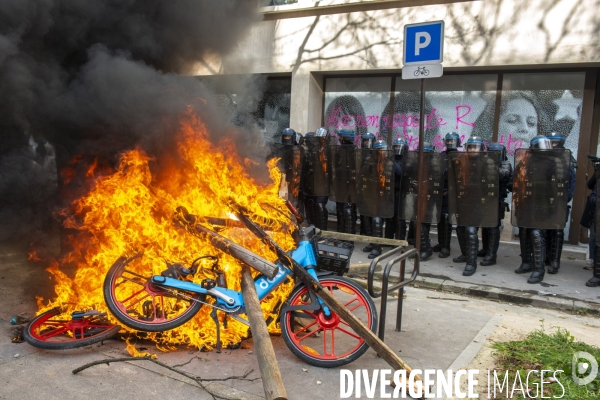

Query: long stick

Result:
[233,207,423,396]
[241,266,287,400]
[318,230,408,247]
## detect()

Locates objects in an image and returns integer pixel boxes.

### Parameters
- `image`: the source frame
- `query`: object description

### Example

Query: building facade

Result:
[196,0,600,244]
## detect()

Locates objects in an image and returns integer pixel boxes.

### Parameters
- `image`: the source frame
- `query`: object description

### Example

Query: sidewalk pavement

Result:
[348,232,600,314]
[1,236,600,399]
[0,288,508,400]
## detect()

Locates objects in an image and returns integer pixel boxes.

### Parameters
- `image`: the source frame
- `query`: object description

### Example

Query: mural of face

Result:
[498,98,538,148]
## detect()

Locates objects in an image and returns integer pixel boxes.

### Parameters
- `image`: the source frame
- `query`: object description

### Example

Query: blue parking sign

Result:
[404,21,444,64]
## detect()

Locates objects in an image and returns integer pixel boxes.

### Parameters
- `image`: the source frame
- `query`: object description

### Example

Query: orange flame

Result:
[36,112,295,351]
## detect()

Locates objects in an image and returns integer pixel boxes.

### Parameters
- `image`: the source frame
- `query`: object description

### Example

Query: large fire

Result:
[34,113,296,350]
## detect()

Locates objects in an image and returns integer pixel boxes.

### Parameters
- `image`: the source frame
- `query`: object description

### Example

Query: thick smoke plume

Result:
[0,0,265,240]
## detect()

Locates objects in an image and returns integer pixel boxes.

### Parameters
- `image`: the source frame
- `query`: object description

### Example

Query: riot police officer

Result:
[334,129,358,234]
[385,137,408,239]
[360,135,393,259]
[544,131,576,274]
[302,128,330,230]
[478,143,513,266]
[406,142,436,261]
[515,135,552,284]
[459,136,487,276]
[434,132,461,258]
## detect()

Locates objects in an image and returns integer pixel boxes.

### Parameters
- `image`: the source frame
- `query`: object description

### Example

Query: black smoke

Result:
[0,0,266,241]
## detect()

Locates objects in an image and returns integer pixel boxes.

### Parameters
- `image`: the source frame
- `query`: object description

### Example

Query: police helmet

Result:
[392,137,408,156]
[373,140,388,150]
[339,129,356,145]
[281,128,295,145]
[530,135,551,150]
[546,132,565,149]
[315,127,328,137]
[361,133,375,149]
[294,132,304,146]
[444,132,461,150]
[466,136,485,152]
[417,142,434,152]
[488,143,507,161]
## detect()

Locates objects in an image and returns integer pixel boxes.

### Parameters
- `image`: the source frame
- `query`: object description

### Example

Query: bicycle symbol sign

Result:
[414,66,430,77]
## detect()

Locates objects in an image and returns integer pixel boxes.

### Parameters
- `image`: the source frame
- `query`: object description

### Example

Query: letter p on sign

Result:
[404,21,444,64]
[415,32,431,56]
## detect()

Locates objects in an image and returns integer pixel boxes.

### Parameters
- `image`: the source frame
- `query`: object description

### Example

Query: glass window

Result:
[324,77,392,140]
[500,72,584,157]
[394,75,498,150]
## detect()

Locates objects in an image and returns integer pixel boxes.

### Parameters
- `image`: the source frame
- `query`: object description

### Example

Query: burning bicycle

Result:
[102,204,377,368]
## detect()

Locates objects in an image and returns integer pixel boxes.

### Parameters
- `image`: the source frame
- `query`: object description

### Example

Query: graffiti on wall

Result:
[324,90,582,156]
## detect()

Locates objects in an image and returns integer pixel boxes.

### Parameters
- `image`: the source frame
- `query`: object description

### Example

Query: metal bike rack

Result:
[367,247,419,342]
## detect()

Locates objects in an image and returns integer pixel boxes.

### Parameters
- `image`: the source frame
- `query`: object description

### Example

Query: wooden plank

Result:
[241,266,287,400]
[318,230,408,247]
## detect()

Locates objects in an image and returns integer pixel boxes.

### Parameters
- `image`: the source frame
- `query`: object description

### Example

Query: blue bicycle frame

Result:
[149,237,331,316]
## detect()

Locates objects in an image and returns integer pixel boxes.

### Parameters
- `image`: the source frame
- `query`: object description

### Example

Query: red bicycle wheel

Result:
[280,276,377,368]
[23,308,120,350]
[103,255,204,332]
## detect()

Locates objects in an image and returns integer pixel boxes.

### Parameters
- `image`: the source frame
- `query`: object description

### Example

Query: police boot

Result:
[419,223,433,261]
[462,226,478,276]
[515,228,533,274]
[336,204,346,233]
[362,215,374,252]
[547,229,563,274]
[384,213,397,239]
[432,221,442,252]
[397,219,407,241]
[477,228,488,257]
[314,202,328,231]
[586,245,600,287]
[343,206,356,235]
[544,230,552,266]
[527,229,546,284]
[439,218,451,259]
[432,216,445,252]
[453,226,467,263]
[360,215,372,237]
[368,217,384,259]
[407,221,415,246]
[481,226,499,266]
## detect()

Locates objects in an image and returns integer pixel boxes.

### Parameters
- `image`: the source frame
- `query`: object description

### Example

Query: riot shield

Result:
[302,137,330,197]
[329,145,357,203]
[511,148,571,229]
[398,151,445,223]
[355,149,395,218]
[271,144,304,207]
[447,152,500,227]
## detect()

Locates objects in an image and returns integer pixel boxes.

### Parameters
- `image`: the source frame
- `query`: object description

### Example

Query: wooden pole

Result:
[233,208,424,397]
[240,266,287,400]
[318,230,408,247]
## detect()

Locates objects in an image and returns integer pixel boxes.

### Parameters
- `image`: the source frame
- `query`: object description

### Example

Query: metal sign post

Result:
[402,20,445,269]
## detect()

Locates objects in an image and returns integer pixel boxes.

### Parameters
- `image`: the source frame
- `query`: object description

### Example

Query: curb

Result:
[349,265,600,315]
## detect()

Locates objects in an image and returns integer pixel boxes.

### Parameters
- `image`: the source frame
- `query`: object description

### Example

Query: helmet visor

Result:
[392,143,407,155]
[445,138,459,149]
[466,143,483,152]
